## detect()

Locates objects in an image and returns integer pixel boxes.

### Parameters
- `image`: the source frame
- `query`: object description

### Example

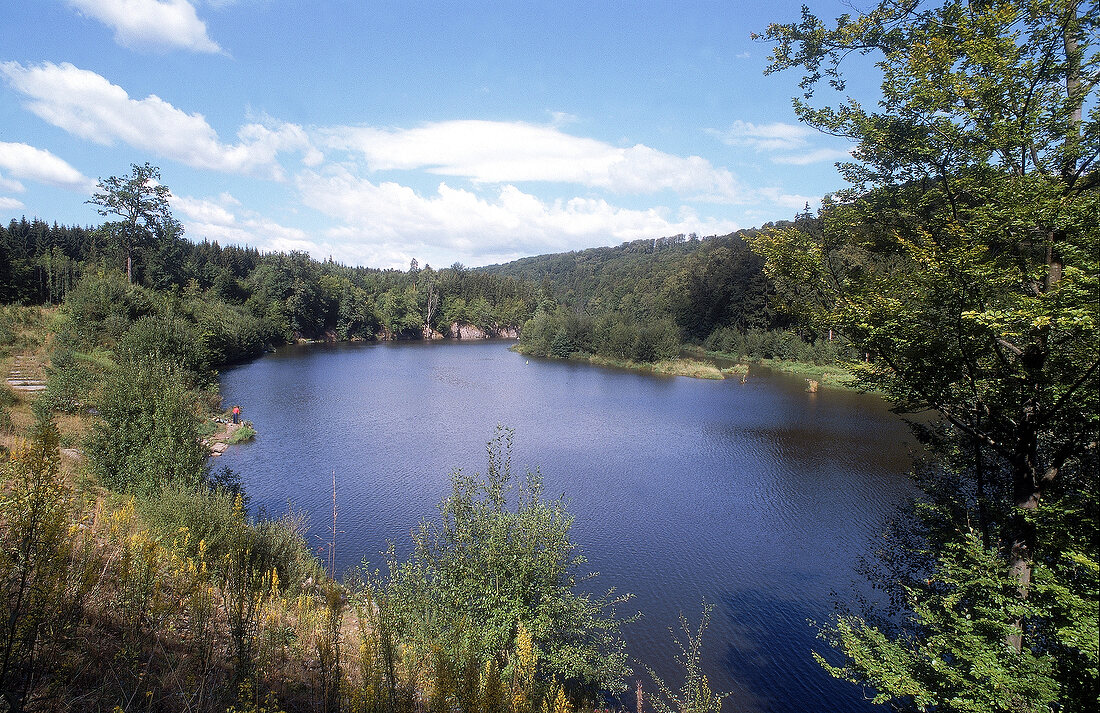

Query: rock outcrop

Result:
[447,322,520,340]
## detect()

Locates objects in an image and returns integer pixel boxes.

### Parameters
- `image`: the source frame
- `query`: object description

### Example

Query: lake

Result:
[217,339,915,713]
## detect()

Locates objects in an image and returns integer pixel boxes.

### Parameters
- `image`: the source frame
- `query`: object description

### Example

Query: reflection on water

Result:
[218,340,915,713]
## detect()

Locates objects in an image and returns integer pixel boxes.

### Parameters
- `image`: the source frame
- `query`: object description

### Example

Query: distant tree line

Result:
[2,215,536,360]
[483,215,858,364]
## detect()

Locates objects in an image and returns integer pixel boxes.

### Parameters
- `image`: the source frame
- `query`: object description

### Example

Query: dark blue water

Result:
[217,340,914,713]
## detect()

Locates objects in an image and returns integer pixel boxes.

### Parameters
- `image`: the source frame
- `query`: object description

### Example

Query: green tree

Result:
[86,356,208,495]
[379,428,633,702]
[753,0,1098,708]
[87,163,177,284]
[0,417,73,711]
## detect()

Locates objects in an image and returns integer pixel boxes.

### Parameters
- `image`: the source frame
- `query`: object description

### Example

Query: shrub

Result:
[41,348,98,413]
[228,422,257,444]
[135,483,320,595]
[0,417,84,710]
[645,604,728,713]
[379,427,633,703]
[85,356,207,495]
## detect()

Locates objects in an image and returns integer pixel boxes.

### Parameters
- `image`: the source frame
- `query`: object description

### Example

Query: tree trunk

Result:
[1007,455,1040,651]
[1003,6,1083,639]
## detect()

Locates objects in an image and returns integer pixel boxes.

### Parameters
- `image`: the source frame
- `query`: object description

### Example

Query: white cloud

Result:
[772,147,852,165]
[753,187,818,212]
[171,193,237,225]
[0,141,96,192]
[323,120,744,202]
[0,197,25,211]
[0,176,23,193]
[0,62,316,179]
[172,191,316,253]
[67,0,222,54]
[293,167,739,267]
[710,120,816,151]
[549,111,579,126]
[710,120,853,165]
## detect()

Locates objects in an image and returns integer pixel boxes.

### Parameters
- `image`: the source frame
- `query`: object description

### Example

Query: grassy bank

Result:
[514,343,750,380]
[516,340,857,385]
[683,345,858,388]
[1,306,389,712]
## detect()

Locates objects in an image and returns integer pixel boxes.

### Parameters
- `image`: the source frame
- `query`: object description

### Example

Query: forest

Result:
[483,216,858,368]
[1,209,535,353]
[1,204,853,375]
[2,1,1098,712]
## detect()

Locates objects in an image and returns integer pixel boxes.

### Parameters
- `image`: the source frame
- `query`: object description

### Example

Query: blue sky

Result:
[0,0,864,269]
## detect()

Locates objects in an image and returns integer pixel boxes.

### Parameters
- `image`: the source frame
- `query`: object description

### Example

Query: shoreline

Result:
[510,341,859,387]
[683,346,858,388]
[511,343,749,380]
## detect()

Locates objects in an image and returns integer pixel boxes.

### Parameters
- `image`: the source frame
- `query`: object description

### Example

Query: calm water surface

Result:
[218,340,915,713]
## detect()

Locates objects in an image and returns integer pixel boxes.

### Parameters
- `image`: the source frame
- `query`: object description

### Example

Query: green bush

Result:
[41,348,98,413]
[135,483,320,593]
[520,311,556,356]
[380,427,633,701]
[85,356,207,495]
[0,316,14,352]
[228,422,257,444]
[118,314,210,381]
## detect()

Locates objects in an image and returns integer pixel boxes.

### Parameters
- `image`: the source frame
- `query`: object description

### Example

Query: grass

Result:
[523,341,859,386]
[0,305,388,712]
[514,344,753,380]
[227,422,257,444]
[755,358,857,387]
[686,345,858,388]
[650,358,726,380]
[72,349,117,369]
[578,353,740,380]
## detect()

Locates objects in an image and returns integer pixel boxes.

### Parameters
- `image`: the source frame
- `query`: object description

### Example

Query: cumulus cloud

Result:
[709,120,852,164]
[323,120,744,202]
[293,167,739,267]
[0,62,316,179]
[0,141,96,192]
[172,191,316,252]
[67,0,222,54]
[0,197,25,211]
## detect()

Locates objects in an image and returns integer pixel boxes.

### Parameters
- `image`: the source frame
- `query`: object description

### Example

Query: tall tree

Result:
[87,162,176,283]
[752,0,1098,707]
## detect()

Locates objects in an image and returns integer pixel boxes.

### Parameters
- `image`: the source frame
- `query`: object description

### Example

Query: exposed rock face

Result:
[450,322,488,339]
[447,322,520,339]
[311,324,518,342]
